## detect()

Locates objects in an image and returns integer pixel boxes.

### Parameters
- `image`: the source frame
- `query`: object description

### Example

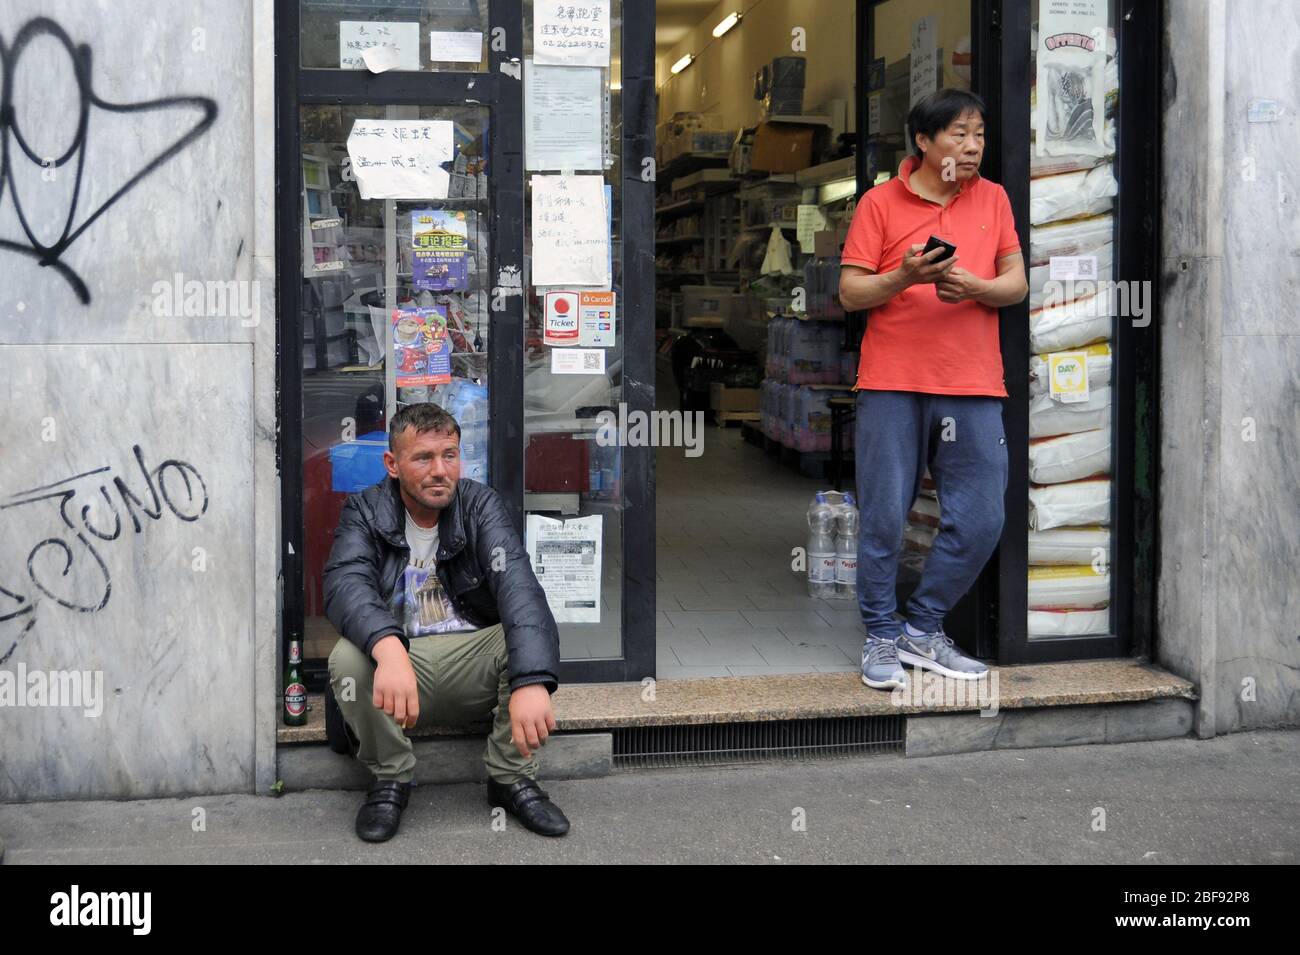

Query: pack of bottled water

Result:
[807,490,857,597]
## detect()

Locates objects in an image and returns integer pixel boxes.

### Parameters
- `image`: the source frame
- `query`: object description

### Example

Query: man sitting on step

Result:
[323,402,569,842]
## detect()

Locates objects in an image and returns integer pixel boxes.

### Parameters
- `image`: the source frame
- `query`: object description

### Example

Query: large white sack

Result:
[1027,526,1111,565]
[1029,386,1112,438]
[1030,294,1113,352]
[1027,565,1111,610]
[1028,478,1111,530]
[1030,164,1118,226]
[1029,243,1113,309]
[1029,214,1113,265]
[1029,427,1111,483]
[1028,607,1111,637]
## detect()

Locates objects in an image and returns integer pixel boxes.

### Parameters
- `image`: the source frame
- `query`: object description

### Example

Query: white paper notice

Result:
[551,348,606,374]
[340,21,421,72]
[361,44,402,73]
[346,120,454,200]
[525,58,603,171]
[796,205,828,252]
[1049,255,1099,281]
[526,514,602,622]
[429,31,484,64]
[531,174,610,286]
[909,15,938,107]
[534,0,610,67]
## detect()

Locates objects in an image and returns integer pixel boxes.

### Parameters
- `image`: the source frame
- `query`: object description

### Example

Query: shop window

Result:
[1025,0,1118,640]
[298,103,492,660]
[300,0,488,72]
[521,0,624,662]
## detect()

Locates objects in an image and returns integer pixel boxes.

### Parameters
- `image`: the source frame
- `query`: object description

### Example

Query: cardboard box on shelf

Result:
[657,111,731,165]
[813,229,842,258]
[681,285,742,324]
[710,383,760,413]
[750,122,815,173]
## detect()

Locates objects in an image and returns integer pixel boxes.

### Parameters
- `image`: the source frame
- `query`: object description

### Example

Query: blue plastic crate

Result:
[329,431,389,493]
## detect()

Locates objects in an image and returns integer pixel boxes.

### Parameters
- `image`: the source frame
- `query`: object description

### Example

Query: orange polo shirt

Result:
[841,154,1022,397]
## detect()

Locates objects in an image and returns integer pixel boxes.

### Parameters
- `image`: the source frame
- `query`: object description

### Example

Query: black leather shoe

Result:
[487,778,570,837]
[355,779,411,842]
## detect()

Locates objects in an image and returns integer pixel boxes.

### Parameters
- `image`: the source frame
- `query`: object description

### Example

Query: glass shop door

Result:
[278,0,526,688]
[278,0,658,687]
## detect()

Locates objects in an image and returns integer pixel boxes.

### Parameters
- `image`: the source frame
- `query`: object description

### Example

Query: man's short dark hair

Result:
[389,402,461,453]
[907,88,987,156]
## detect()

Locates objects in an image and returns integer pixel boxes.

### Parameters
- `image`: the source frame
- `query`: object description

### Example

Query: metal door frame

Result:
[854,0,1160,664]
[991,0,1160,664]
[277,0,657,686]
[276,0,525,688]
[556,0,656,684]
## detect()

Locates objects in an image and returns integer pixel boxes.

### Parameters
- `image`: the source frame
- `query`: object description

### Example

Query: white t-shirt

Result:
[396,511,477,637]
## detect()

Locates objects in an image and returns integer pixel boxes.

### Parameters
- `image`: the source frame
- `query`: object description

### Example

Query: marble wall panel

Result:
[0,1,255,345]
[0,343,256,800]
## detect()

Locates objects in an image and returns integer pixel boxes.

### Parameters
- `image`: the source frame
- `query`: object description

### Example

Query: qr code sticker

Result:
[583,352,600,370]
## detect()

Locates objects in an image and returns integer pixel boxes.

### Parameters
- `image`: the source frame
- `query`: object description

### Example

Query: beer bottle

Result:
[283,639,307,727]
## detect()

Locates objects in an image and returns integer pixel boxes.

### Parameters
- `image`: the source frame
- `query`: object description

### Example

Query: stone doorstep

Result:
[276,659,1196,787]
[277,733,614,791]
[279,657,1195,743]
[905,698,1197,756]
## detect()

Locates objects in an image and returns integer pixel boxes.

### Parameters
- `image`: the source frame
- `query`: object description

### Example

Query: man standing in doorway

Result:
[838,89,1027,690]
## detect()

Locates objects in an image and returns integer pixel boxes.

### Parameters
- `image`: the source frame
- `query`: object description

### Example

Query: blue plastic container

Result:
[329,430,390,492]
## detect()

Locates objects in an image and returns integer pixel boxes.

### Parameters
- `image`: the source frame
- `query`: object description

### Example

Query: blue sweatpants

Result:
[853,389,1008,638]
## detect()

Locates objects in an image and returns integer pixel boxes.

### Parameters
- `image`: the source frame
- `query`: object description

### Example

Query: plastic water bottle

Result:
[835,493,858,597]
[807,492,838,597]
[458,420,489,482]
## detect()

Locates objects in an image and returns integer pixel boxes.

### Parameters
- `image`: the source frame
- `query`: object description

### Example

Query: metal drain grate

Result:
[612,715,904,770]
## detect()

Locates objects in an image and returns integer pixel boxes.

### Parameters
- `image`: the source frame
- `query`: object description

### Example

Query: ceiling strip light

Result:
[713,12,742,38]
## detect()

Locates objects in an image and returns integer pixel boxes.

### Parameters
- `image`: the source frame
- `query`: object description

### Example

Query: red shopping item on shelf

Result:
[524,432,590,493]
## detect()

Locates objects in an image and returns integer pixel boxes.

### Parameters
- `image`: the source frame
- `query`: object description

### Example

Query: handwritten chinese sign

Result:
[339,21,421,71]
[346,119,453,200]
[530,174,609,286]
[534,1,610,67]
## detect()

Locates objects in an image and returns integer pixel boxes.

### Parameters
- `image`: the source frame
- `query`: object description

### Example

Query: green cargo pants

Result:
[328,623,538,785]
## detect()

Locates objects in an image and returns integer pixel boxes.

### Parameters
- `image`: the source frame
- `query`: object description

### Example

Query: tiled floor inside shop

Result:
[655,412,864,680]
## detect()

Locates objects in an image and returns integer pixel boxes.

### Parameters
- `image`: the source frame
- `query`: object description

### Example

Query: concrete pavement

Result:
[0,729,1296,864]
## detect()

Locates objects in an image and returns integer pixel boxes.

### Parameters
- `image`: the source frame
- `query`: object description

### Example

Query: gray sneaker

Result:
[861,635,908,690]
[896,628,988,680]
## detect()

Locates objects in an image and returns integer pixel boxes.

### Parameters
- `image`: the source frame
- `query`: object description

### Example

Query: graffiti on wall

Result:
[0,446,209,664]
[0,17,219,304]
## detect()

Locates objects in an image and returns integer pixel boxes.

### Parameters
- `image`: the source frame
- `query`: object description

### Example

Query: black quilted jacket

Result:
[322,476,560,694]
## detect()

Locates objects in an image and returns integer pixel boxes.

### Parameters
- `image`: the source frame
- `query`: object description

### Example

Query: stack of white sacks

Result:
[1024,35,1119,638]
